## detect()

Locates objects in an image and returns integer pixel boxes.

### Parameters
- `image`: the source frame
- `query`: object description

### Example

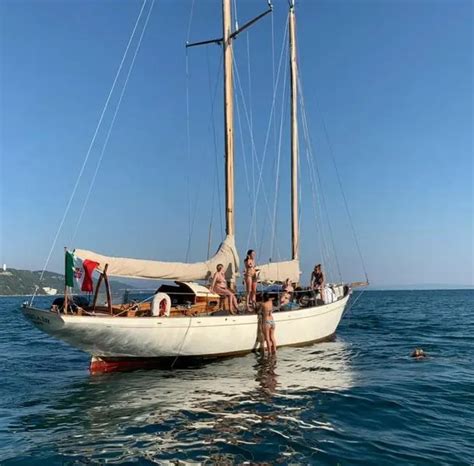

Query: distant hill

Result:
[0,268,134,296]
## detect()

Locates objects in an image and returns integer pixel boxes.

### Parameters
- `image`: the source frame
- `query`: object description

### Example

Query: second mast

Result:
[223,0,235,237]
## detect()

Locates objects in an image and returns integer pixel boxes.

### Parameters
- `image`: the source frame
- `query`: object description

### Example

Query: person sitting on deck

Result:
[210,264,239,315]
[280,278,294,306]
[311,263,325,303]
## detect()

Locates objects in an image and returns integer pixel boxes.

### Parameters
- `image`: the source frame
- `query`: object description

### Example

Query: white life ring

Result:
[151,292,171,317]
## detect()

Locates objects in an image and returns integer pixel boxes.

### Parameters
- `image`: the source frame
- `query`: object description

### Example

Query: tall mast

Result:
[289,0,299,260]
[187,1,272,239]
[223,0,235,237]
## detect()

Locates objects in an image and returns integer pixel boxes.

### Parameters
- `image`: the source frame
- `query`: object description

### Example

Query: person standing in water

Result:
[244,249,258,308]
[210,264,239,314]
[261,293,277,355]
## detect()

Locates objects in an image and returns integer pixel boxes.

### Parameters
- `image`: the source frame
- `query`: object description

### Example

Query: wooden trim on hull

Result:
[89,332,337,374]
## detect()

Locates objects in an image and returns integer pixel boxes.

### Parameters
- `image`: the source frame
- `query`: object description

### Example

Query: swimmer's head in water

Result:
[411,348,426,358]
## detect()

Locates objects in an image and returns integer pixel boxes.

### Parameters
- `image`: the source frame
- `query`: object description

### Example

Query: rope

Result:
[30,0,149,305]
[72,0,156,243]
[170,317,193,369]
[344,287,367,317]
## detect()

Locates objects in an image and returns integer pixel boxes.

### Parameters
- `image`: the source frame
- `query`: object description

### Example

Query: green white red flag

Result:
[65,251,100,292]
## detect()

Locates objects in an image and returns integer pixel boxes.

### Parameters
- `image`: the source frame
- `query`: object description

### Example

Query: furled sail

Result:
[257,259,301,284]
[74,235,239,282]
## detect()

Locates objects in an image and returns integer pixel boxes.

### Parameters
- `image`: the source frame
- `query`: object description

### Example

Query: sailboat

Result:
[22,0,365,373]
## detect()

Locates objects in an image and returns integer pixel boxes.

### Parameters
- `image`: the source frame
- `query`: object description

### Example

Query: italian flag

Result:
[65,251,100,293]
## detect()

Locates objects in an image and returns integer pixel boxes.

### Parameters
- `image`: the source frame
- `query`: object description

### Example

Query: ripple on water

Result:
[0,292,473,464]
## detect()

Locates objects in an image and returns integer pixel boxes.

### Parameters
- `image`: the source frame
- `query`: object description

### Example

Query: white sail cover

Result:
[74,235,239,282]
[257,259,301,283]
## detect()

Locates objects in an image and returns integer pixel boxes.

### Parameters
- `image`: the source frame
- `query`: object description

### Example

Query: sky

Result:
[0,0,472,288]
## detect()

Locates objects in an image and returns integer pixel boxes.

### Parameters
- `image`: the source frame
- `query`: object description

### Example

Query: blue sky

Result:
[0,0,472,288]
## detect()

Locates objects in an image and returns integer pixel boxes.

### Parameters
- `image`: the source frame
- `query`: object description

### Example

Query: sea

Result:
[0,290,472,465]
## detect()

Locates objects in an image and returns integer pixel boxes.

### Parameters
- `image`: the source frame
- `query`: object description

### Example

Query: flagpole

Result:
[64,247,68,314]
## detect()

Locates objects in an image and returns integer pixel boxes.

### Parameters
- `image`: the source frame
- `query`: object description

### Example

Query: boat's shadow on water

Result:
[8,340,356,463]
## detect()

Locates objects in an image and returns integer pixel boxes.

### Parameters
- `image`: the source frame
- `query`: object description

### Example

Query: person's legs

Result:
[245,277,252,307]
[270,326,277,353]
[251,280,257,304]
[264,324,271,355]
[258,320,265,353]
[223,290,235,314]
[231,293,239,312]
[227,296,234,314]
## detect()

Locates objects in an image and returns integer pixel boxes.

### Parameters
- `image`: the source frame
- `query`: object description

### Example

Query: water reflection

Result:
[256,355,278,396]
[10,340,355,463]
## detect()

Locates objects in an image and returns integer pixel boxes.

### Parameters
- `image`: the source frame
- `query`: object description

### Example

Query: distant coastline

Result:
[0,268,134,296]
[366,284,473,291]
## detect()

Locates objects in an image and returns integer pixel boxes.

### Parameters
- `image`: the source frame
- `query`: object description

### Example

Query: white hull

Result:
[22,295,349,359]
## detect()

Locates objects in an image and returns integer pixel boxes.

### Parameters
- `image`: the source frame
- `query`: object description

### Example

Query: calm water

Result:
[0,291,473,465]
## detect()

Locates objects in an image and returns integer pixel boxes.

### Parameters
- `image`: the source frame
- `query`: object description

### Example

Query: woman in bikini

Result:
[280,278,294,306]
[261,293,276,354]
[244,249,258,308]
[210,264,239,314]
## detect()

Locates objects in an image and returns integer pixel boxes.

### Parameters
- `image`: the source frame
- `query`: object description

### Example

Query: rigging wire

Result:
[234,60,281,260]
[234,13,288,251]
[239,13,289,250]
[245,32,257,247]
[31,0,149,304]
[235,78,252,206]
[298,74,342,283]
[320,116,369,283]
[206,49,224,240]
[269,35,289,260]
[72,0,156,243]
[294,21,367,283]
[268,7,279,260]
[233,61,281,259]
[299,79,338,280]
[270,1,278,160]
[301,112,336,281]
[184,0,195,261]
[186,0,195,39]
[233,0,239,29]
